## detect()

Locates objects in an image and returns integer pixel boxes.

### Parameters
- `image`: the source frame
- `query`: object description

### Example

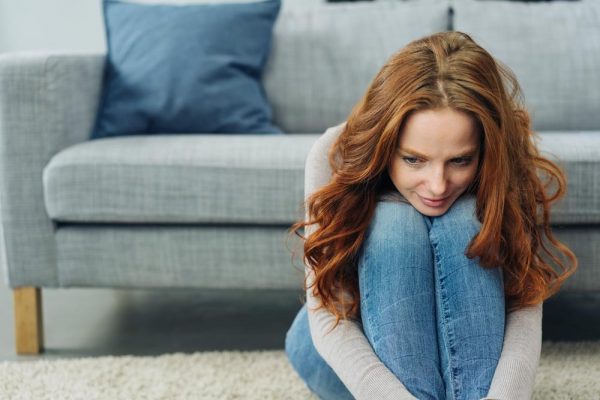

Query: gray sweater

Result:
[303,122,542,400]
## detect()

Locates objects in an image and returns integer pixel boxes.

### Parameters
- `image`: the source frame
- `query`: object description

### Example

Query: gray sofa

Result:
[1,0,598,354]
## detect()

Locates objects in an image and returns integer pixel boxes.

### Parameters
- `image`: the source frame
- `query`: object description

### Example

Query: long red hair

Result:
[288,31,577,330]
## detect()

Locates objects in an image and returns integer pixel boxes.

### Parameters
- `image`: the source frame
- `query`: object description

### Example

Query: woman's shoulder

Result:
[318,121,346,147]
[325,121,346,136]
[308,122,347,168]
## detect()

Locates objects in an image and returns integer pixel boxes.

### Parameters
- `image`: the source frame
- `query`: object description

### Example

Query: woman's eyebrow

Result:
[400,147,478,159]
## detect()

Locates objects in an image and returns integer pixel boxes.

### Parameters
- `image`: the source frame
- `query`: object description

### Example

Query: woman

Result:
[286,31,577,400]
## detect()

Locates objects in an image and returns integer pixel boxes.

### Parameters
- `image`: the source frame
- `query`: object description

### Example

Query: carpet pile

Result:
[1,341,599,399]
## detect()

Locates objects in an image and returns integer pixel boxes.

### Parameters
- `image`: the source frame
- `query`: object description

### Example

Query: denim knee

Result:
[364,199,429,249]
[429,193,504,289]
[429,194,481,248]
[436,194,479,227]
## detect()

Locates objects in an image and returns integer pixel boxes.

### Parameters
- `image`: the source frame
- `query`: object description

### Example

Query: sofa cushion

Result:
[43,134,317,224]
[263,0,450,133]
[453,0,600,131]
[43,131,600,225]
[55,226,303,289]
[90,0,283,139]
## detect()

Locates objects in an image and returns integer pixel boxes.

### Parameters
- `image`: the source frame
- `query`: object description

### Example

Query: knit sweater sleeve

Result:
[483,302,543,400]
[303,123,417,400]
[304,123,541,400]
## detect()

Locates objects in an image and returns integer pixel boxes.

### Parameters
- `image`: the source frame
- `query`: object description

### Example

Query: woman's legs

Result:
[285,194,505,400]
[358,195,505,400]
[358,200,445,400]
[285,304,354,400]
[429,195,505,400]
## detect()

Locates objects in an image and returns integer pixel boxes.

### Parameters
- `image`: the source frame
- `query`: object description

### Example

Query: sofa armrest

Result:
[0,52,105,287]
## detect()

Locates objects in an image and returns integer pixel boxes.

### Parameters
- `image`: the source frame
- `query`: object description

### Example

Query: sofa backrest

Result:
[264,0,600,134]
[263,0,450,133]
[453,0,600,132]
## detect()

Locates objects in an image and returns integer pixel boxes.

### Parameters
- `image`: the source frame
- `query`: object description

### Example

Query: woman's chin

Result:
[408,194,454,217]
[414,204,450,217]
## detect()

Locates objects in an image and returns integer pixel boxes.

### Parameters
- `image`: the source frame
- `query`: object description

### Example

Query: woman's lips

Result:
[419,195,449,207]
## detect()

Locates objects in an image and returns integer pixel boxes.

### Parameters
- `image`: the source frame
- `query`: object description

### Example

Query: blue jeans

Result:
[285,195,505,400]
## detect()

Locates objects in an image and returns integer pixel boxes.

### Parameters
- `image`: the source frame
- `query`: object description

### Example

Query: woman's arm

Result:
[483,302,543,400]
[304,123,417,399]
[305,265,418,400]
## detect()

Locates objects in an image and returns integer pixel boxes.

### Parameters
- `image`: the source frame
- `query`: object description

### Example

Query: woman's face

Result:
[388,107,481,217]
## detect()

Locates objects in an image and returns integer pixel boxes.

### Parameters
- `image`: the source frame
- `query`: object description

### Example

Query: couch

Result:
[1,0,598,355]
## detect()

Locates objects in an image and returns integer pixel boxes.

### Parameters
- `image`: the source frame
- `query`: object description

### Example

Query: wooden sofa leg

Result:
[13,287,44,354]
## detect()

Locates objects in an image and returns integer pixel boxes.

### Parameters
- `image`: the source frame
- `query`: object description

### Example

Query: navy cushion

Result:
[91,0,283,139]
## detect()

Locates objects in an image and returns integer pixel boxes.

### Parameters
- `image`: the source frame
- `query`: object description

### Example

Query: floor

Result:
[1,284,600,362]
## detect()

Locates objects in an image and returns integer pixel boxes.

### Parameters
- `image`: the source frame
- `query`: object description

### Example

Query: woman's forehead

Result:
[398,108,480,152]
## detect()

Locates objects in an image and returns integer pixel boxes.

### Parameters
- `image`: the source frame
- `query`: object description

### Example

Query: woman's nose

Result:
[427,170,447,196]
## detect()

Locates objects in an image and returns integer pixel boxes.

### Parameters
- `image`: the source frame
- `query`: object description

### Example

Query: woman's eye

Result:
[452,157,472,166]
[402,157,420,166]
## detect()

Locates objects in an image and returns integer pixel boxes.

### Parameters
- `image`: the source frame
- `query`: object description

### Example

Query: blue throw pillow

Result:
[91,0,283,139]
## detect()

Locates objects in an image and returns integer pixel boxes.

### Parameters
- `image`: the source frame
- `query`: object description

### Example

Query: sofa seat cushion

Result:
[43,134,318,224]
[536,131,600,225]
[43,131,600,225]
[55,224,302,289]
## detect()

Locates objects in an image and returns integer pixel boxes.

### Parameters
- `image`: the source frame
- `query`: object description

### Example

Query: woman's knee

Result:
[429,194,480,246]
[429,194,504,284]
[437,194,478,226]
[364,200,429,250]
[359,200,433,280]
[358,199,435,310]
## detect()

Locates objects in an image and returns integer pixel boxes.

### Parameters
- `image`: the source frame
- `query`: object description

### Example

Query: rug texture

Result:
[0,340,598,399]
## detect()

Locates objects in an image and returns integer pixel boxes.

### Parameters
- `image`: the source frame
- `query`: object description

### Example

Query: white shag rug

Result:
[1,341,599,399]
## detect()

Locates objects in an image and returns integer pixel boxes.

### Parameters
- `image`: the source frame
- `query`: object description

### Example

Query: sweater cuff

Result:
[356,366,418,400]
[486,357,536,400]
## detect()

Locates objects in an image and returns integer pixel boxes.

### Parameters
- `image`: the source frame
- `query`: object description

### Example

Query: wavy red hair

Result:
[288,31,577,330]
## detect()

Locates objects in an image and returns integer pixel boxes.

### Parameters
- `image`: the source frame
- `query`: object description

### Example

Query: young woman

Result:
[286,31,577,400]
